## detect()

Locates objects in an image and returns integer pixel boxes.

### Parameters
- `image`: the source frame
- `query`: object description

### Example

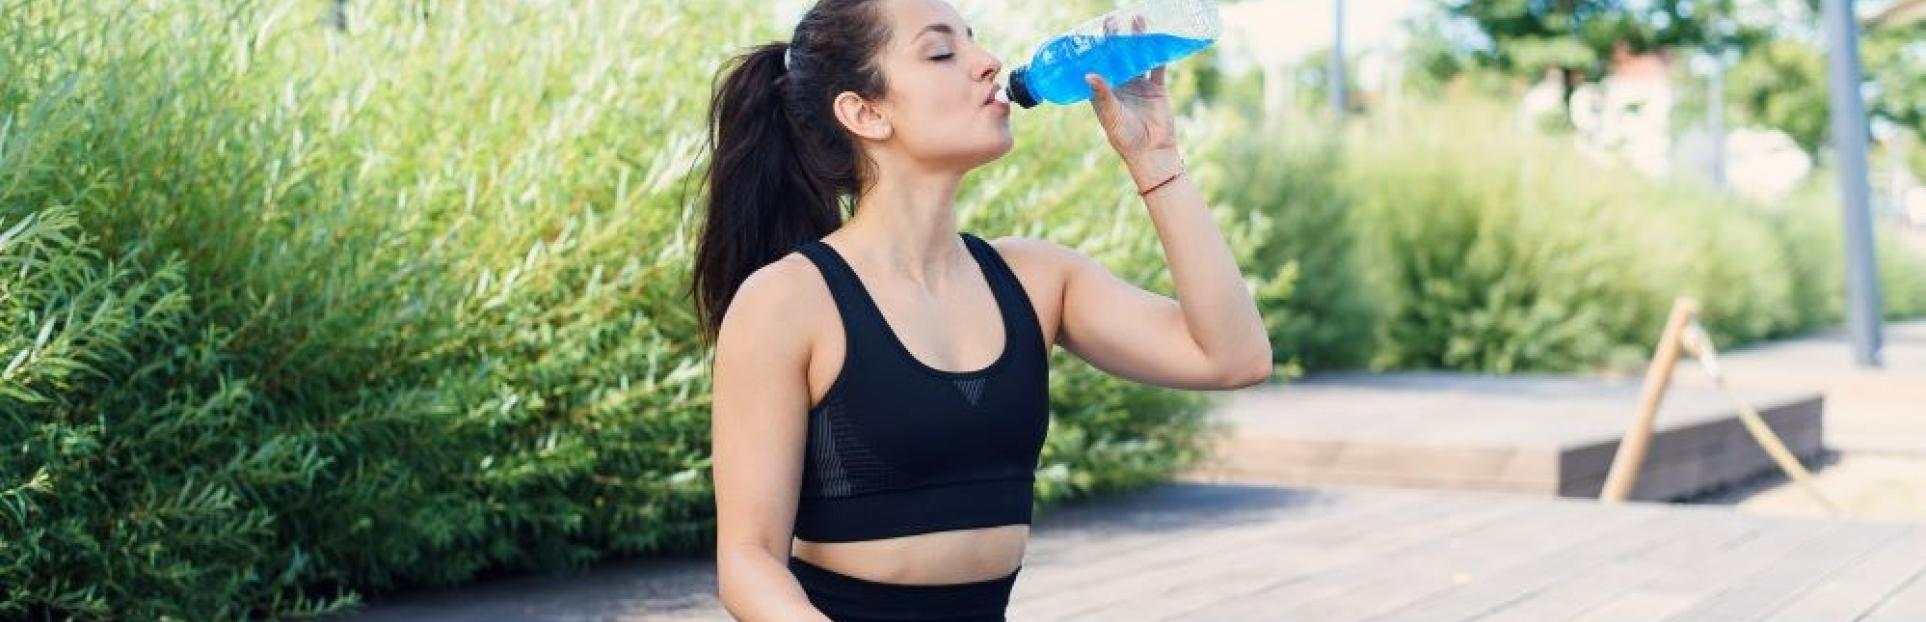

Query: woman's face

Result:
[857,0,1013,173]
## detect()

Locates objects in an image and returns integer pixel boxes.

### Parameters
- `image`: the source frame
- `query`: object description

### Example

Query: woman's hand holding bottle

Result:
[1083,14,1183,193]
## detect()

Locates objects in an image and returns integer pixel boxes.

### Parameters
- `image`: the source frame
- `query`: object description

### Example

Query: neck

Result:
[836,163,970,289]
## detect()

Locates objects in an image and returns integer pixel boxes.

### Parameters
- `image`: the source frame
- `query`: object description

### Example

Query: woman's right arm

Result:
[711,258,835,622]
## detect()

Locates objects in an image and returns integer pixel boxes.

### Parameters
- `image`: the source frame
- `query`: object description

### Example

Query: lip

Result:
[983,87,1009,114]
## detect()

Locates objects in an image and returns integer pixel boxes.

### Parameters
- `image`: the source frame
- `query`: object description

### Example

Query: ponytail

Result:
[689,0,890,347]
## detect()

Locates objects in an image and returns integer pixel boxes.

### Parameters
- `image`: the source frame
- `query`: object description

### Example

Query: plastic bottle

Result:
[1003,0,1222,108]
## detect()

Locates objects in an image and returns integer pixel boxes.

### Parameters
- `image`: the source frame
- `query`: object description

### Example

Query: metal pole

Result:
[1822,0,1885,367]
[1329,0,1345,116]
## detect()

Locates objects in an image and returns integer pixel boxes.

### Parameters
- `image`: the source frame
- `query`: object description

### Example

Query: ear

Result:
[832,91,892,142]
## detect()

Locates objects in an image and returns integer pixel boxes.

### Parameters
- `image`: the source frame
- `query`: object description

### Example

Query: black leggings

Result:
[787,555,1021,622]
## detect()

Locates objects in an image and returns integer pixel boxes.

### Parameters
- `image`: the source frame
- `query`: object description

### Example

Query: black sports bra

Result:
[789,231,1050,543]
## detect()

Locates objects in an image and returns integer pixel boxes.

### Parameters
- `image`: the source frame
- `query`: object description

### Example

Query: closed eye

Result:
[930,53,953,61]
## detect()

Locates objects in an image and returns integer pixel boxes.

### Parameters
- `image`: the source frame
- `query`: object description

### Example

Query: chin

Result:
[988,134,1015,159]
[948,139,1014,171]
[982,131,1015,161]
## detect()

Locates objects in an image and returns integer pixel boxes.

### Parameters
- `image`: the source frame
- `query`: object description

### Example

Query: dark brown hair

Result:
[689,0,893,347]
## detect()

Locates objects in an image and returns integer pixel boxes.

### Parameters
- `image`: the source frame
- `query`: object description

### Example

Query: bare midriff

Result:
[792,524,1028,585]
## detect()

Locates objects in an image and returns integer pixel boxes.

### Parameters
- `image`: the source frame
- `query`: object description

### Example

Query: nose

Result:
[978,53,1002,83]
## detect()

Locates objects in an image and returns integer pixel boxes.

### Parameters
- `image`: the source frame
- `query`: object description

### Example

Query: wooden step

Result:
[1182,372,1824,502]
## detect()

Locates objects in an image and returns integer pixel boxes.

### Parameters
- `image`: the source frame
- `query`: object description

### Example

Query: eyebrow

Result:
[917,23,974,40]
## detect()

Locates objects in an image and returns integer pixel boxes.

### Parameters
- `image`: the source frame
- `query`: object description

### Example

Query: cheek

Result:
[900,89,970,124]
[894,97,980,147]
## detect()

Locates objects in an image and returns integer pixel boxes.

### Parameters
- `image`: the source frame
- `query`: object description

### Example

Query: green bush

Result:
[1765,178,1926,323]
[1,1,737,618]
[1311,99,1922,372]
[1207,112,1377,370]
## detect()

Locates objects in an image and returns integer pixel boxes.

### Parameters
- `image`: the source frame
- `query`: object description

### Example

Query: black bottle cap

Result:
[1007,66,1039,109]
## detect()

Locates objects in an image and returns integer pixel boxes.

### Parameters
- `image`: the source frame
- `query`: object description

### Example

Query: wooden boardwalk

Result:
[340,482,1926,621]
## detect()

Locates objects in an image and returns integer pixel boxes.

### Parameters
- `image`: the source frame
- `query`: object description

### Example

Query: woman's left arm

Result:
[1033,15,1272,390]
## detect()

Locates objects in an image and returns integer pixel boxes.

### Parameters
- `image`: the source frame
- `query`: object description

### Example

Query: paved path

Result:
[336,482,1926,621]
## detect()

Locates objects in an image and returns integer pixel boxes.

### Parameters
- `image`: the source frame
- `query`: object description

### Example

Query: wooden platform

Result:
[1182,373,1826,501]
[338,482,1926,622]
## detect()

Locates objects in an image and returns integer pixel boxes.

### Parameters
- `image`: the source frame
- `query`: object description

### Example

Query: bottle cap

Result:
[1007,67,1040,108]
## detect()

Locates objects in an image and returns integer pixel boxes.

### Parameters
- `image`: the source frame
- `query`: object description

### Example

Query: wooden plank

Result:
[1022,485,1413,571]
[1761,528,1926,621]
[1568,592,1700,622]
[1369,505,1757,622]
[1013,490,1433,599]
[1014,492,1517,620]
[1545,519,1854,622]
[1627,521,1909,620]
[1860,562,1926,622]
[1019,493,1541,621]
[1150,500,1624,621]
[1560,397,1823,501]
[1277,501,1680,622]
[1458,511,1771,622]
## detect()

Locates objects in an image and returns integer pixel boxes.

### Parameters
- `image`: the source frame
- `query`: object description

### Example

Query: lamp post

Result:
[1329,0,1345,116]
[1822,0,1885,367]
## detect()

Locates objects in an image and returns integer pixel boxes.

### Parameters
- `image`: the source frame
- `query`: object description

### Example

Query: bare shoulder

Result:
[715,251,833,359]
[985,234,1093,285]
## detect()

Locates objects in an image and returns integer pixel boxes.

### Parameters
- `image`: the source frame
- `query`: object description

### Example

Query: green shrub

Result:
[1766,177,1926,323]
[0,1,744,617]
[1319,99,1915,372]
[1207,112,1377,370]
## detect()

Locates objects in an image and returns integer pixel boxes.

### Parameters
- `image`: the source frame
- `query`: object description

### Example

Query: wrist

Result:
[1123,147,1184,187]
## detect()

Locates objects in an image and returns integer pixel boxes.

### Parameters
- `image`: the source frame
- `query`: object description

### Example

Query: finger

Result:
[1102,15,1116,35]
[1150,64,1165,87]
[1086,73,1116,117]
[1086,73,1110,104]
[1131,14,1146,34]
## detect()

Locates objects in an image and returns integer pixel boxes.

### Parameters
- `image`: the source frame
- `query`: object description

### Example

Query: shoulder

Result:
[715,251,833,357]
[983,234,1098,283]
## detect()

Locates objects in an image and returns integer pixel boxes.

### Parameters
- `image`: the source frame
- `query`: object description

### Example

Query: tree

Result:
[1440,0,1769,80]
[1863,21,1926,146]
[1726,37,1830,153]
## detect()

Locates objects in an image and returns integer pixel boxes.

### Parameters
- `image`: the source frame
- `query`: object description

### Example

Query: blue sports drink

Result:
[1004,0,1222,108]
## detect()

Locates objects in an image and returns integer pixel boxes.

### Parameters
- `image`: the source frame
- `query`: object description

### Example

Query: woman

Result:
[692,0,1272,619]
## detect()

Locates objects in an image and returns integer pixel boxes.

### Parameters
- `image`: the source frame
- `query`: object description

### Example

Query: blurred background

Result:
[2,0,1922,619]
